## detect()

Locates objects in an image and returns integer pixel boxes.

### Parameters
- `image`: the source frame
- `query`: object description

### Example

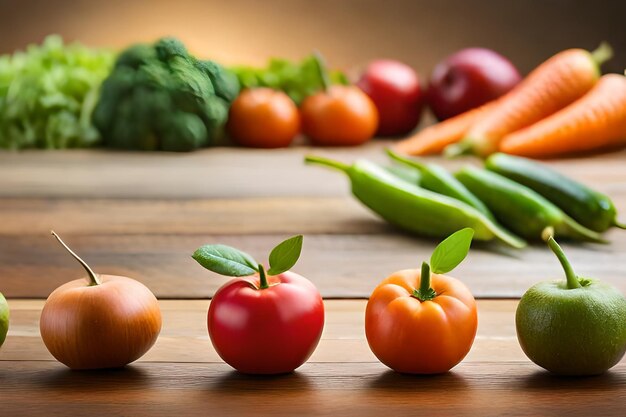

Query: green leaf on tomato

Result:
[193,244,259,277]
[430,228,474,274]
[267,235,303,276]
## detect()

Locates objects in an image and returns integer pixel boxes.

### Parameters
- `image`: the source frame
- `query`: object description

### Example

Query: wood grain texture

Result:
[0,145,625,198]
[0,197,387,235]
[2,300,625,417]
[3,299,626,417]
[0,7,625,412]
[1,360,625,417]
[0,300,527,363]
[1,145,626,298]
[1,232,624,298]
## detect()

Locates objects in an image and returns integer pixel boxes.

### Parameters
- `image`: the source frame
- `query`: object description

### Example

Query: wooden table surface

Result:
[1,143,625,416]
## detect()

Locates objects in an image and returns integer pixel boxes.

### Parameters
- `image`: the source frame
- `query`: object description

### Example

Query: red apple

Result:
[357,59,423,136]
[192,235,324,375]
[427,48,522,121]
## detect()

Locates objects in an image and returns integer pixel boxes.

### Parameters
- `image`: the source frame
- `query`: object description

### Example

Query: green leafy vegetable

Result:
[230,54,348,105]
[93,37,240,151]
[268,235,303,276]
[430,228,474,274]
[192,244,258,277]
[0,35,115,149]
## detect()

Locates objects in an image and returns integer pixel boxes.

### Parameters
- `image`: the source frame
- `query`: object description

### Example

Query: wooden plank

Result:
[0,300,528,363]
[3,195,626,237]
[0,146,380,199]
[1,145,625,299]
[0,145,625,199]
[0,360,624,417]
[0,197,388,236]
[1,232,624,298]
[2,300,625,416]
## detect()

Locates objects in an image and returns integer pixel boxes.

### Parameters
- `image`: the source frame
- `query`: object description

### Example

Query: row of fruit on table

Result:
[1,229,625,377]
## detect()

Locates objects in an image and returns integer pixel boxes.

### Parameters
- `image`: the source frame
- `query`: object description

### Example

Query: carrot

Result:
[393,101,497,155]
[499,74,626,158]
[446,43,613,157]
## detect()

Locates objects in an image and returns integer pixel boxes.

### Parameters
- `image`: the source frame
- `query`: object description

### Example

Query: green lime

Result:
[516,237,626,376]
[0,292,8,347]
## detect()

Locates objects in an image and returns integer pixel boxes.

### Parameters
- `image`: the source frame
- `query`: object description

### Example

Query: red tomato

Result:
[357,59,424,136]
[300,85,378,146]
[208,271,324,374]
[227,88,300,148]
[365,269,477,374]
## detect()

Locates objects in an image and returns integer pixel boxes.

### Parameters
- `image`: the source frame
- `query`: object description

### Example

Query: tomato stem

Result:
[413,262,437,302]
[258,264,269,289]
[51,230,101,286]
[547,236,581,289]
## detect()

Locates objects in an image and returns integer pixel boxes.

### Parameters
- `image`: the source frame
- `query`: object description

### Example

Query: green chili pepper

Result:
[485,153,625,233]
[455,166,607,243]
[386,149,495,221]
[305,155,526,248]
[383,164,422,185]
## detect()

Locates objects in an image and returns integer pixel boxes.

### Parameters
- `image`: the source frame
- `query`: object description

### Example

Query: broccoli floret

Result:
[196,60,240,103]
[158,112,207,152]
[115,44,156,69]
[92,66,135,131]
[154,37,188,61]
[93,37,240,151]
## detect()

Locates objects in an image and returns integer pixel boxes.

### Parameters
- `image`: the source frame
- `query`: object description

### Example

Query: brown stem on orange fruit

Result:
[51,230,101,286]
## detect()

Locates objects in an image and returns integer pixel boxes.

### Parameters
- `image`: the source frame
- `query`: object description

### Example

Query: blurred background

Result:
[1,0,624,76]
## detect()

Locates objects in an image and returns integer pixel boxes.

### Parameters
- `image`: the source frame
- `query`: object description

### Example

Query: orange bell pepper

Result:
[365,229,478,374]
